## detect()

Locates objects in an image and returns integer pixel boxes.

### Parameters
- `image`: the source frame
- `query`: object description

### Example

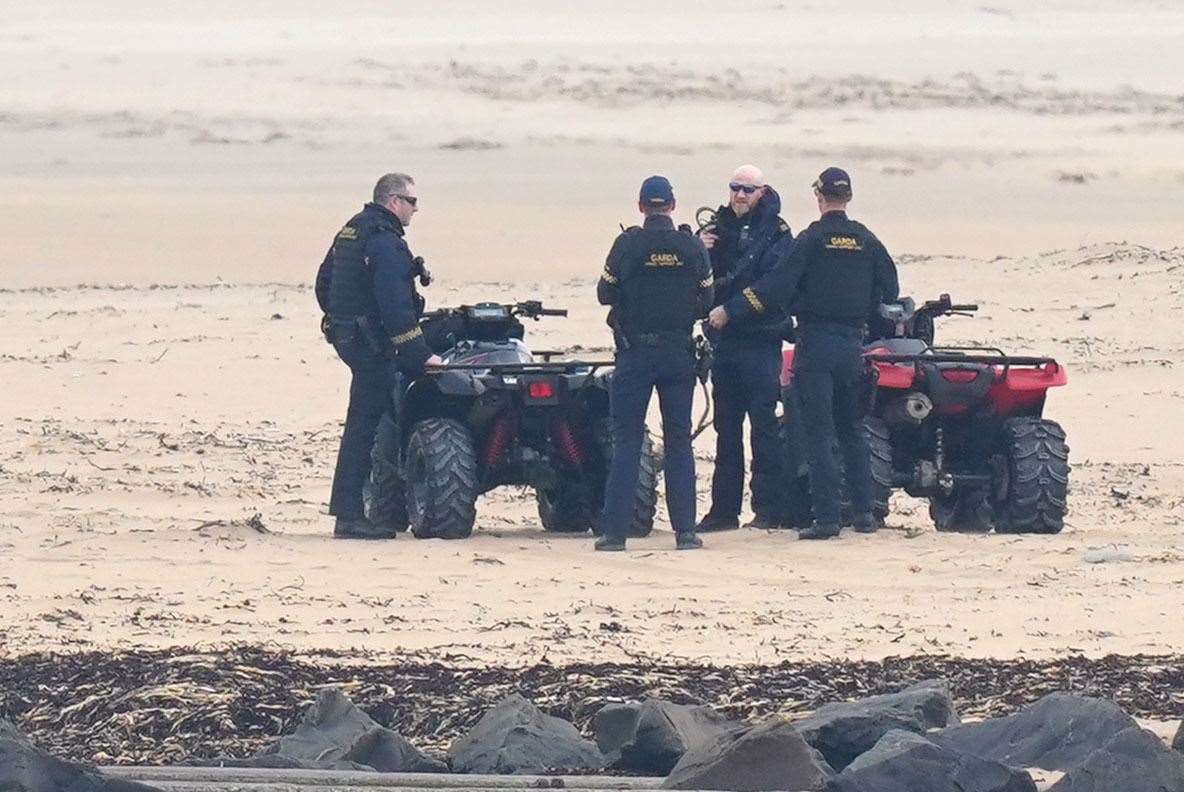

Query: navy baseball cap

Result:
[639,175,675,206]
[813,167,852,199]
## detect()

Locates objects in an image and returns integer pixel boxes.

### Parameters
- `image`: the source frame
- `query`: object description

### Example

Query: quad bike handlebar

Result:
[421,300,568,322]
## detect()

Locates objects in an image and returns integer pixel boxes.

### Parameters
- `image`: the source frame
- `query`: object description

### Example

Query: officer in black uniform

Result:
[315,172,442,539]
[595,176,713,552]
[696,165,792,533]
[709,167,899,540]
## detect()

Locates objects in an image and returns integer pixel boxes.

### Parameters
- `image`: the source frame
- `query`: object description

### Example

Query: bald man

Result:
[696,165,792,533]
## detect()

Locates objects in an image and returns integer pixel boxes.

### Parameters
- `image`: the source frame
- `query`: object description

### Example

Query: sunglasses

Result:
[394,194,418,207]
[729,182,762,195]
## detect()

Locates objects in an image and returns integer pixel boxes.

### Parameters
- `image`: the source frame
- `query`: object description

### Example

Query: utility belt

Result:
[796,318,866,339]
[620,329,693,350]
[322,314,398,358]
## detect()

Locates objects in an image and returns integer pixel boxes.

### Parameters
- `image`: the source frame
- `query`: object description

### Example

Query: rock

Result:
[1174,721,1183,753]
[448,693,605,774]
[1048,727,1184,791]
[199,687,445,773]
[826,730,1037,792]
[795,679,959,770]
[662,717,833,791]
[933,693,1137,771]
[1,718,161,792]
[593,699,738,774]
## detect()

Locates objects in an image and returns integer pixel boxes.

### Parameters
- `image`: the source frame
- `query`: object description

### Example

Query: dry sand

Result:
[2,2,1183,672]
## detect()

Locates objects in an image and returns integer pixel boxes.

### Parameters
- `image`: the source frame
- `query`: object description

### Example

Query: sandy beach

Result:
[2,1,1184,774]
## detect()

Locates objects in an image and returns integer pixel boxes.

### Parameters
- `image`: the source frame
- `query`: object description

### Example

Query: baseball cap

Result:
[813,167,852,199]
[639,175,675,206]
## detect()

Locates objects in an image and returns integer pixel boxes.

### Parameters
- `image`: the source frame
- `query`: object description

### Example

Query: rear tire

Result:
[992,418,1069,534]
[405,418,478,540]
[364,415,408,533]
[594,420,658,538]
[930,490,992,533]
[864,416,893,524]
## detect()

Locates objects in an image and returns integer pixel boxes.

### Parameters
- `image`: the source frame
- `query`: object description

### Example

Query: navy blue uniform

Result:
[597,215,713,541]
[316,202,431,522]
[701,188,791,524]
[726,210,898,528]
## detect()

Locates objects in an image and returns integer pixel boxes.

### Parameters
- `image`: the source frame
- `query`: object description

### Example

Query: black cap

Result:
[813,167,852,199]
[639,175,675,206]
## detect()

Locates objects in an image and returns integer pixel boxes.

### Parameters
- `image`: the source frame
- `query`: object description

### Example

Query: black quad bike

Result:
[364,300,659,540]
[780,295,1070,533]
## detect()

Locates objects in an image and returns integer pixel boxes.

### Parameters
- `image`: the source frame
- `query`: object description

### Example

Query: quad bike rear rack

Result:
[864,347,1060,373]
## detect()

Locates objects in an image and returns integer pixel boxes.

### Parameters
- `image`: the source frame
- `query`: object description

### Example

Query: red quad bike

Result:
[779,295,1070,533]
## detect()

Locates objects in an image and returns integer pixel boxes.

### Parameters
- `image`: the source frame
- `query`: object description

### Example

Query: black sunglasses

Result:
[394,194,418,207]
[729,182,762,195]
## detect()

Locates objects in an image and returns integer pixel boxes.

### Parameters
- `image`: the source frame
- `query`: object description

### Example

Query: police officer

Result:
[696,165,792,533]
[596,176,713,552]
[315,173,443,539]
[708,167,899,540]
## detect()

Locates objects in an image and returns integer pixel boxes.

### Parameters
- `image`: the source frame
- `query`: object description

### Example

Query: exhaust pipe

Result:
[882,392,933,425]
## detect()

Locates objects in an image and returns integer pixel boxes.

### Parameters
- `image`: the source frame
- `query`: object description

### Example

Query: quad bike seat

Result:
[866,337,929,356]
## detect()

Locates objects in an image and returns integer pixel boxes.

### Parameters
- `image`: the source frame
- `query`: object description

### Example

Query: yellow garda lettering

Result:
[337,225,359,241]
[825,235,863,251]
[646,252,683,267]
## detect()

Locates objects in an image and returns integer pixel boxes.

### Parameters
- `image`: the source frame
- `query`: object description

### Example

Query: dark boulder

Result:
[826,730,1036,792]
[1048,727,1184,792]
[192,687,445,773]
[1,718,161,792]
[795,679,958,770]
[448,693,605,774]
[662,717,833,791]
[593,698,737,774]
[933,693,1137,771]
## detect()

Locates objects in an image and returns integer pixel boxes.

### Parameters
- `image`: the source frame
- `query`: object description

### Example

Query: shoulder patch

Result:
[336,225,358,241]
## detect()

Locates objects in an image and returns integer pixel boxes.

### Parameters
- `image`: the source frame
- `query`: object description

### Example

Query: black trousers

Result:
[707,341,785,519]
[329,337,397,521]
[793,323,872,526]
[601,345,697,539]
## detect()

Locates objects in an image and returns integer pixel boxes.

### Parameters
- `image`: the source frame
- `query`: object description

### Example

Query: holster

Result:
[356,315,392,358]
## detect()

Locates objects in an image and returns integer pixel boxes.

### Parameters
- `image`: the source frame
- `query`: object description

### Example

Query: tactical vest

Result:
[327,207,397,320]
[617,228,702,342]
[796,218,878,326]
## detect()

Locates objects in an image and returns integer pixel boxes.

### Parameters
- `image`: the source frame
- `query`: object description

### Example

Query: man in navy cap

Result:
[595,176,713,551]
[708,167,898,540]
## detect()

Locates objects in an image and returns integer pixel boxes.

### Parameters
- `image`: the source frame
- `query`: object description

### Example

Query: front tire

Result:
[405,418,478,539]
[864,416,893,524]
[992,418,1069,534]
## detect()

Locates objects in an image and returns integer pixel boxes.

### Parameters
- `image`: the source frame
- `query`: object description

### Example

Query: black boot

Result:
[799,521,841,540]
[744,513,782,530]
[334,517,397,540]
[675,531,703,550]
[696,513,740,532]
[852,513,879,534]
[594,535,627,552]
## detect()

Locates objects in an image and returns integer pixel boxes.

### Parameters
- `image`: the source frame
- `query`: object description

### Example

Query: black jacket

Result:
[315,202,431,373]
[726,210,899,330]
[598,214,713,345]
[704,188,792,346]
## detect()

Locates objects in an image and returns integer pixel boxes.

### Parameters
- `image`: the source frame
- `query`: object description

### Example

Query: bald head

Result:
[728,164,767,216]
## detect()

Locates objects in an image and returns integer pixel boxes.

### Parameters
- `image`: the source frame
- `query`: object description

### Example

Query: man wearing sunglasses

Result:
[315,172,444,539]
[695,165,792,534]
[708,167,899,540]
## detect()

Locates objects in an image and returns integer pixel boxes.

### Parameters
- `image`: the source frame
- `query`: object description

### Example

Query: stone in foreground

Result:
[795,678,959,770]
[594,698,738,774]
[933,693,1137,771]
[1048,726,1184,792]
[448,693,606,774]
[1,718,161,792]
[662,717,833,791]
[826,729,1036,792]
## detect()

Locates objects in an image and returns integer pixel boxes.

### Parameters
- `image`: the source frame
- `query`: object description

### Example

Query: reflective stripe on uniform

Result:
[743,287,765,313]
[391,325,423,346]
[600,266,619,285]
